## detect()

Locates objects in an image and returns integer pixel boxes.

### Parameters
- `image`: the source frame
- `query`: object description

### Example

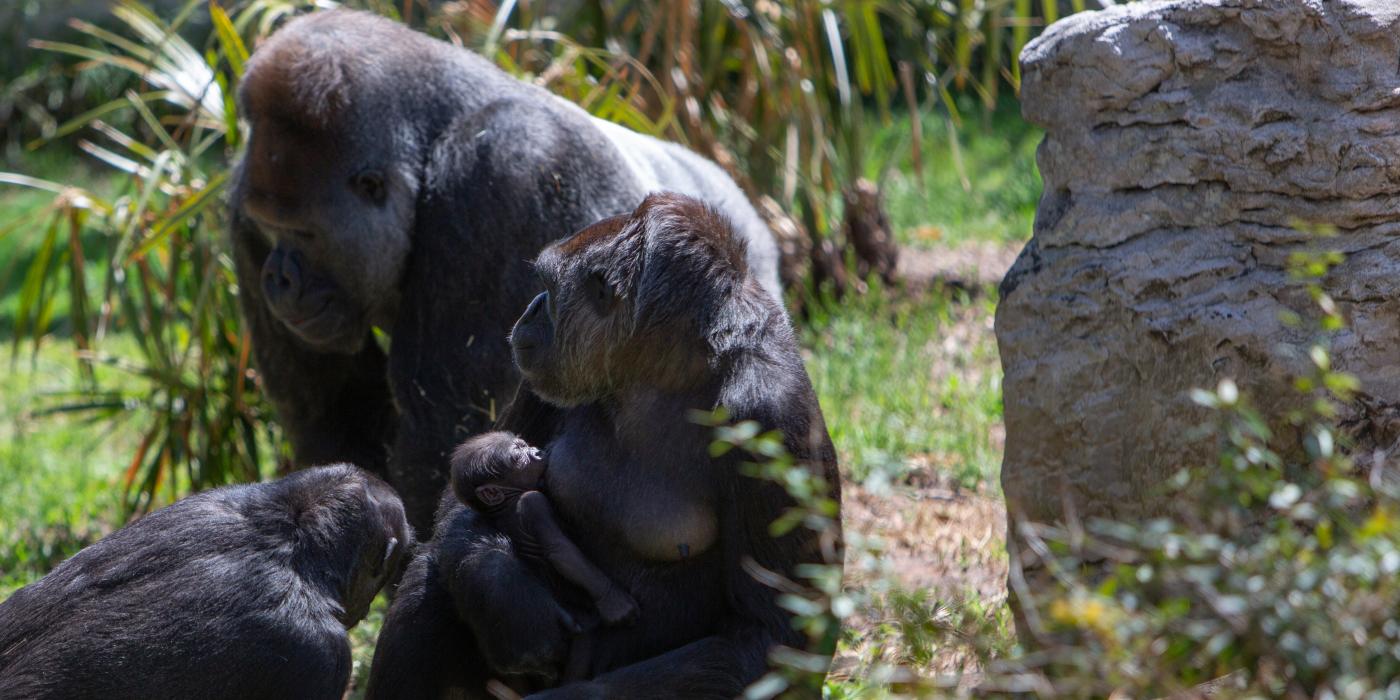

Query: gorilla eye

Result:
[351,170,387,205]
[584,270,614,313]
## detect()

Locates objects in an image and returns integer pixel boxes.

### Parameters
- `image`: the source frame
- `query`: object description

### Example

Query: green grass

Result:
[804,285,1003,487]
[0,157,122,593]
[869,104,1042,247]
[0,344,137,595]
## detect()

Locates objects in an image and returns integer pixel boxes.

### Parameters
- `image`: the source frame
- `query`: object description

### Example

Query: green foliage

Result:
[874,103,1042,247]
[804,284,1003,486]
[0,342,132,595]
[697,408,869,699]
[437,0,1068,252]
[2,0,296,513]
[701,398,1013,697]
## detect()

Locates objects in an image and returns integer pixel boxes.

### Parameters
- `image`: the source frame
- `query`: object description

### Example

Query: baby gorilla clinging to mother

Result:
[449,431,638,678]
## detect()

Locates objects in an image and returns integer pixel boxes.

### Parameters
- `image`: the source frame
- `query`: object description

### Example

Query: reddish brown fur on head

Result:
[233,12,430,354]
[238,13,365,224]
[241,43,346,131]
[555,212,630,257]
[238,10,408,131]
[512,192,755,406]
[630,193,749,280]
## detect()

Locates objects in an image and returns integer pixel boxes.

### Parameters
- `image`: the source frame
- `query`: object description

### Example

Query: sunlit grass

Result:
[870,104,1042,248]
[0,343,138,595]
[804,284,1003,488]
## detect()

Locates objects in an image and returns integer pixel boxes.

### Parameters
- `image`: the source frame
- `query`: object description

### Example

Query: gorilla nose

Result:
[520,292,548,324]
[263,249,304,294]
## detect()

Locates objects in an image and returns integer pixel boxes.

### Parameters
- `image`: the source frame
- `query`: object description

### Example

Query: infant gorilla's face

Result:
[497,438,545,490]
[507,437,540,466]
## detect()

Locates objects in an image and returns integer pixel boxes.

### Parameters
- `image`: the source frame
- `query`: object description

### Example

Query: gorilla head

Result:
[510,192,752,406]
[326,467,415,625]
[233,13,428,353]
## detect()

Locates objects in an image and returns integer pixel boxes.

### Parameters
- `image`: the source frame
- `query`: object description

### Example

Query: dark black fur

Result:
[0,465,410,700]
[229,10,780,531]
[367,194,840,698]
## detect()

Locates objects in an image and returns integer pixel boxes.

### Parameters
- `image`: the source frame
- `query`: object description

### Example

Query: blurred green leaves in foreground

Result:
[711,242,1400,696]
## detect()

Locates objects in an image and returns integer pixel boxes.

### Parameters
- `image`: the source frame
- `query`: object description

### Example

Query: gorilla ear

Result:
[381,536,400,572]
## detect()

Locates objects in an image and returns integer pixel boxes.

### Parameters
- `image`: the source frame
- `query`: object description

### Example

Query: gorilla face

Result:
[340,470,413,627]
[236,112,417,354]
[512,195,738,407]
[510,214,633,407]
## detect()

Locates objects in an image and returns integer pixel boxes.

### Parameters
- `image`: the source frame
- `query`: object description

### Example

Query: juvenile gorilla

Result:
[0,465,410,700]
[230,10,782,530]
[367,193,840,698]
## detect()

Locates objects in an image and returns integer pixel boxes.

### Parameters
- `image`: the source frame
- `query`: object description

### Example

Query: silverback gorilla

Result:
[230,10,782,531]
[366,193,840,698]
[0,465,410,699]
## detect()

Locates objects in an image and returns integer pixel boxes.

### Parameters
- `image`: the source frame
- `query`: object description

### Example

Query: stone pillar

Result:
[998,0,1400,624]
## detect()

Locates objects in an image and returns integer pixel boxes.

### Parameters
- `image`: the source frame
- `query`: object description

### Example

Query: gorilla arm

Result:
[516,491,639,626]
[231,210,396,474]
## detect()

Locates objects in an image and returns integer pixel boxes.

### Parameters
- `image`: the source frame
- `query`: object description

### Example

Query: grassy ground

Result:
[871,108,1041,249]
[0,105,1041,689]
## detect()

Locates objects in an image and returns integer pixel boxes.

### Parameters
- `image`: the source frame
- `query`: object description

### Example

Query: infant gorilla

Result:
[450,431,638,678]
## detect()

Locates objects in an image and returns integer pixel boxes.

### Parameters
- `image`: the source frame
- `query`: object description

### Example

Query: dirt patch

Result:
[897,241,1024,293]
[846,471,1007,599]
[829,251,1016,682]
[833,467,1009,681]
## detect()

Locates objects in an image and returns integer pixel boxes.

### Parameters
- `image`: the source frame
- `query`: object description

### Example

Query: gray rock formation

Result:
[998,0,1400,590]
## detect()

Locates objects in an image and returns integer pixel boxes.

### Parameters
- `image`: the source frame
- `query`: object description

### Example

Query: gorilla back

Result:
[229,9,781,529]
[0,465,410,700]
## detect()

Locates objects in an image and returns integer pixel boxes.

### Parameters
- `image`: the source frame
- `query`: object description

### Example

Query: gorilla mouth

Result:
[286,297,333,329]
[282,298,355,346]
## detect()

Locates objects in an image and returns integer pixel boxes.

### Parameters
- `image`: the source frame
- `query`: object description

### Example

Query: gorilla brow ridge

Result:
[240,11,423,130]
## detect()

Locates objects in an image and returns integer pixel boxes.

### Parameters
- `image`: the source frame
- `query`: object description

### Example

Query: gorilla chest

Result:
[546,429,718,563]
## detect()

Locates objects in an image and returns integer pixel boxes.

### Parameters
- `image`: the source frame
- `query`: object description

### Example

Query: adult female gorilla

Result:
[368,194,841,698]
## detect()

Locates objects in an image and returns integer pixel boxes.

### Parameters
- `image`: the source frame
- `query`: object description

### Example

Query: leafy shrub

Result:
[5,1,276,511]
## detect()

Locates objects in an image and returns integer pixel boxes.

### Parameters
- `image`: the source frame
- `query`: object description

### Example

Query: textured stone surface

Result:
[998,0,1400,567]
